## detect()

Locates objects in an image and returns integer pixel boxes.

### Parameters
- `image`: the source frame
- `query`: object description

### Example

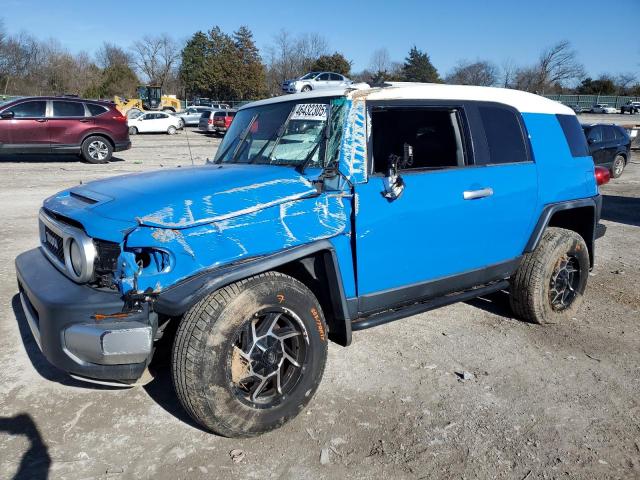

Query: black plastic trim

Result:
[357,258,521,316]
[352,280,509,331]
[155,240,352,346]
[525,195,601,267]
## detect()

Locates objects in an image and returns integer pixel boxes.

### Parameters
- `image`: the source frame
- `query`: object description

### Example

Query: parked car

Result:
[620,101,640,114]
[564,103,584,114]
[589,103,617,114]
[175,107,212,126]
[282,72,352,93]
[16,84,606,438]
[583,123,631,178]
[198,109,236,134]
[127,111,183,135]
[0,96,130,163]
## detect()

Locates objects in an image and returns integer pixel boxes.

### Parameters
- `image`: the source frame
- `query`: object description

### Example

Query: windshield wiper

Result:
[215,114,258,164]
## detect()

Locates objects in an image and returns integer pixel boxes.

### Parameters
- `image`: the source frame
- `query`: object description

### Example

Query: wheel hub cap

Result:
[230,308,308,406]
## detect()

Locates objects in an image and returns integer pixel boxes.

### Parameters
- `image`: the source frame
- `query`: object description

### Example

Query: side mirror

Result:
[1,111,14,119]
[587,137,596,144]
[381,144,413,201]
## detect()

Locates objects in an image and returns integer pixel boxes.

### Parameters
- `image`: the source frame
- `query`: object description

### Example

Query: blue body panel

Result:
[354,162,538,296]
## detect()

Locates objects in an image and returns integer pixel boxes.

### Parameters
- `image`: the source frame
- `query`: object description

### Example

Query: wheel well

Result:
[273,251,349,345]
[547,206,595,266]
[82,133,114,149]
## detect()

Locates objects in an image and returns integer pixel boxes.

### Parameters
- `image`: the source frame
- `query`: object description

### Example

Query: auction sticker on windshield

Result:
[290,104,328,121]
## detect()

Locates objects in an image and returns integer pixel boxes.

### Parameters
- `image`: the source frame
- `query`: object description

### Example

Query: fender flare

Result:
[154,239,352,346]
[524,195,601,267]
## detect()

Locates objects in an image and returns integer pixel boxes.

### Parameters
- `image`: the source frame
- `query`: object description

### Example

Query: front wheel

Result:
[172,272,328,437]
[81,136,113,163]
[611,155,626,178]
[167,125,177,135]
[301,85,312,92]
[509,227,589,324]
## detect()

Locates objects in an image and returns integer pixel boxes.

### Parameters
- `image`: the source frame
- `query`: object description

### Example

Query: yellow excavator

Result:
[114,85,182,116]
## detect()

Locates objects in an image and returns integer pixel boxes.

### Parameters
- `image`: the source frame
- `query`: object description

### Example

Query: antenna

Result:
[183,122,195,166]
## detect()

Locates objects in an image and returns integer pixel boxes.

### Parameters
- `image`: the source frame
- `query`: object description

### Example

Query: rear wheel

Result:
[128,126,138,135]
[611,154,625,178]
[509,227,589,324]
[81,136,113,163]
[172,272,328,437]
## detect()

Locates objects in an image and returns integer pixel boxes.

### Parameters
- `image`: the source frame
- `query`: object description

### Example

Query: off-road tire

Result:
[172,272,329,437]
[509,227,589,324]
[80,135,113,163]
[611,154,626,178]
[128,126,138,135]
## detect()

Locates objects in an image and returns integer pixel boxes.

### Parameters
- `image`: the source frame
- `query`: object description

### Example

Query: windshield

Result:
[214,97,347,169]
[300,72,318,80]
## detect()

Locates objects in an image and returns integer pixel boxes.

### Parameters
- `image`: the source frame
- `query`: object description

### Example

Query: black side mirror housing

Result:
[1,111,14,119]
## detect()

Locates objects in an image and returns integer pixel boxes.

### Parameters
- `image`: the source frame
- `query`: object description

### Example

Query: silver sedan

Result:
[176,107,213,126]
[282,72,351,94]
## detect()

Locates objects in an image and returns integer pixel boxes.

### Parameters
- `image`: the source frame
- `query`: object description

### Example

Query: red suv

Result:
[0,96,130,163]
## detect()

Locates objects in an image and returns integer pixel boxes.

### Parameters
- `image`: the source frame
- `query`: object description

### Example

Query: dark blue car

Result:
[583,123,631,178]
[16,84,607,437]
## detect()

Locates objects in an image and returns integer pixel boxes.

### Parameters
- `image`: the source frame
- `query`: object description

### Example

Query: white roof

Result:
[240,83,574,116]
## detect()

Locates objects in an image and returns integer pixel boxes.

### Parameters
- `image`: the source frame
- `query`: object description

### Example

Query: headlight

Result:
[69,239,83,276]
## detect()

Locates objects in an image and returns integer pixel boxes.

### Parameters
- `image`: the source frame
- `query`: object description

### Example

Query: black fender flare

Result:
[524,195,602,267]
[154,239,352,346]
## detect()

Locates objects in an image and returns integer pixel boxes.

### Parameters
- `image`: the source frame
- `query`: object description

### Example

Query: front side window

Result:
[477,105,528,164]
[214,97,346,170]
[371,107,466,173]
[53,101,85,117]
[317,73,330,81]
[8,101,46,118]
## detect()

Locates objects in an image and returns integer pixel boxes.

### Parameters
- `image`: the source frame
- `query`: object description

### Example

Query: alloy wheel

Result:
[88,140,109,161]
[549,254,580,311]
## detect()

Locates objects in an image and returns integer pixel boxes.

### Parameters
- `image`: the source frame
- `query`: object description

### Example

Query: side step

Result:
[351,280,510,331]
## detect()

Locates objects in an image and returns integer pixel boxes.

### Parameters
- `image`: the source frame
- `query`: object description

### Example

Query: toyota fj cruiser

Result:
[16,83,606,437]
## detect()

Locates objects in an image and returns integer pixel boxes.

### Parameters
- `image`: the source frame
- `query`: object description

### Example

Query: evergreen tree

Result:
[401,46,441,83]
[233,26,267,100]
[309,53,351,76]
[180,31,213,98]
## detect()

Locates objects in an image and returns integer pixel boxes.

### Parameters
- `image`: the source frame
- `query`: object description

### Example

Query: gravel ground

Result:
[0,126,638,480]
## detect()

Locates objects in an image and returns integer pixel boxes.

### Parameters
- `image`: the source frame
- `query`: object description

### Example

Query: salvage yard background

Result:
[0,112,638,479]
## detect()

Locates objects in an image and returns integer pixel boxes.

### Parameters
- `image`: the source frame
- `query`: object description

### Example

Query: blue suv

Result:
[16,84,606,437]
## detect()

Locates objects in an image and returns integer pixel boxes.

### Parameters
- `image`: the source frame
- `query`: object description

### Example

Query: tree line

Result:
[1,19,638,101]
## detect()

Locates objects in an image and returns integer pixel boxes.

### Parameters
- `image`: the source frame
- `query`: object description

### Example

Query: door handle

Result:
[35,118,47,123]
[463,188,494,200]
[79,119,91,123]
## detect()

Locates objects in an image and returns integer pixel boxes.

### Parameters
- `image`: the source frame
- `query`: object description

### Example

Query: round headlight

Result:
[69,239,83,276]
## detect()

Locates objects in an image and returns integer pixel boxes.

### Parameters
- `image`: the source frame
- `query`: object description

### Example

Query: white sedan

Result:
[128,111,183,135]
[589,104,617,114]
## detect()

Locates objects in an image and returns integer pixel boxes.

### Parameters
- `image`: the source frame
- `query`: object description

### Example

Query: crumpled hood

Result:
[44,164,318,240]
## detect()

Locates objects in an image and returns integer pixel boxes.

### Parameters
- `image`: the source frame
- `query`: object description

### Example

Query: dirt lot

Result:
[0,126,638,480]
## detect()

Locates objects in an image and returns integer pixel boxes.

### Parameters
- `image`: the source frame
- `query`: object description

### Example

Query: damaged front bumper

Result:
[15,248,156,385]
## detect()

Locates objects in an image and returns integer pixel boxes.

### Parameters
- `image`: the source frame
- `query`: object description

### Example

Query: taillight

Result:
[111,114,127,122]
[208,119,213,124]
[594,166,610,186]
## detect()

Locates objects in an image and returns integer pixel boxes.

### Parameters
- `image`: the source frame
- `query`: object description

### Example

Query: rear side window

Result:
[477,105,528,164]
[200,112,210,118]
[557,114,589,157]
[53,101,85,117]
[214,112,225,118]
[8,101,46,118]
[86,104,108,116]
[603,126,615,142]
[585,126,603,143]
[330,73,343,81]
[615,126,629,141]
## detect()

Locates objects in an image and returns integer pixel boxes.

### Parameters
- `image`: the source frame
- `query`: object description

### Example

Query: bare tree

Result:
[131,34,180,87]
[265,29,329,95]
[616,72,637,93]
[369,48,392,74]
[536,40,585,88]
[501,58,517,88]
[97,42,132,69]
[446,60,498,86]
[0,32,40,94]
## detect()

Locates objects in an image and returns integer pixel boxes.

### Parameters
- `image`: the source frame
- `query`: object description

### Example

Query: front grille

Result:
[43,226,64,263]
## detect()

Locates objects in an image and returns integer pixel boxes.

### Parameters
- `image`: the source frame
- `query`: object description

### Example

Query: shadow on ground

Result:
[0,413,50,480]
[601,194,640,228]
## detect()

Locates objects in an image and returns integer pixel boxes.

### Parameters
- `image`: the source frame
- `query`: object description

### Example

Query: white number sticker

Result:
[290,104,328,121]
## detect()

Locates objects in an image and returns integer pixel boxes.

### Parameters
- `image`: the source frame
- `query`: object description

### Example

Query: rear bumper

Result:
[198,124,215,132]
[15,248,155,384]
[114,140,131,152]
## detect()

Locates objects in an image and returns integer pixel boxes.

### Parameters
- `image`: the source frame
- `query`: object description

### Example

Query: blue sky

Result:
[1,0,638,79]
